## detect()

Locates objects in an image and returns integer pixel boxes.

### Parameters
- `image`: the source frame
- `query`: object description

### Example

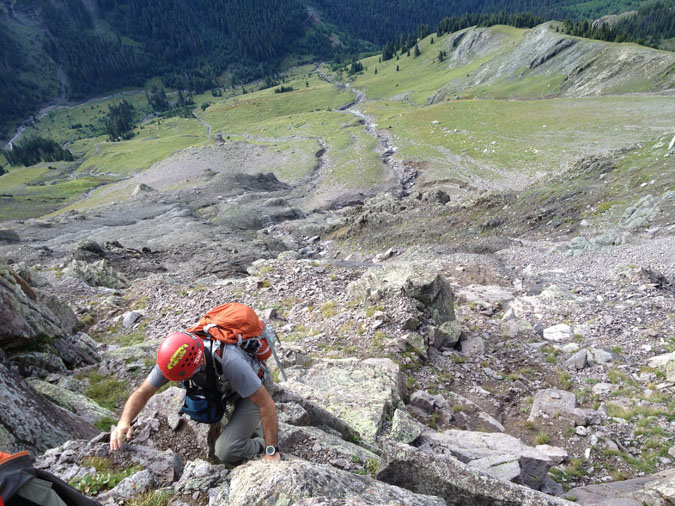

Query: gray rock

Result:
[569,467,675,506]
[565,349,588,370]
[123,444,183,483]
[173,459,229,495]
[529,389,604,426]
[0,263,65,352]
[377,441,574,506]
[98,469,155,502]
[284,358,403,447]
[62,259,129,289]
[347,263,455,324]
[417,429,553,490]
[11,351,67,377]
[648,352,675,382]
[37,291,79,333]
[278,402,312,426]
[0,350,99,455]
[536,445,568,464]
[122,310,144,328]
[460,336,485,356]
[592,383,614,396]
[274,385,359,442]
[590,348,616,365]
[389,408,425,444]
[456,285,514,308]
[0,229,20,243]
[279,423,379,468]
[410,391,447,414]
[432,320,462,349]
[228,459,445,506]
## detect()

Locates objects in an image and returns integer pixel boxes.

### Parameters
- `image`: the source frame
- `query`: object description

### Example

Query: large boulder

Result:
[569,467,675,506]
[0,350,100,455]
[417,429,554,490]
[228,459,445,506]
[528,389,605,426]
[377,442,574,506]
[0,263,65,351]
[283,358,403,447]
[648,352,675,383]
[348,263,455,323]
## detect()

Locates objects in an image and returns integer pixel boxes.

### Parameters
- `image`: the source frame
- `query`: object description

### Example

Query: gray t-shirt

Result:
[148,344,262,398]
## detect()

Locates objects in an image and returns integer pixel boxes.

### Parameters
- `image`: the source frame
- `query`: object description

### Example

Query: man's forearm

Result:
[260,403,278,447]
[119,383,155,425]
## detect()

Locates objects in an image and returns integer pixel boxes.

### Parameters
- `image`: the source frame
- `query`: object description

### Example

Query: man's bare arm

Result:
[249,384,280,461]
[110,379,159,451]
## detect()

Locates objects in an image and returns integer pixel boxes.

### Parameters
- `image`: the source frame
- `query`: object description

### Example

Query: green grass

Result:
[78,370,130,411]
[22,91,154,146]
[76,116,206,176]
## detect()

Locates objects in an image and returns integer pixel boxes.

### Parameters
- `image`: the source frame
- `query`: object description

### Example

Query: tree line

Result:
[3,137,74,167]
[561,1,675,48]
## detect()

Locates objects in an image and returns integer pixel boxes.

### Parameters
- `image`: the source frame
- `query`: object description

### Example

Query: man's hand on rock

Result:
[110,422,132,451]
[262,453,281,462]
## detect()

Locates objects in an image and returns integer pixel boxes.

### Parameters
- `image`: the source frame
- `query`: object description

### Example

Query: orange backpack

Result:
[186,303,270,360]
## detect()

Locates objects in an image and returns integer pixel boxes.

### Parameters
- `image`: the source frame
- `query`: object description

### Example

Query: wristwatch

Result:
[265,445,279,456]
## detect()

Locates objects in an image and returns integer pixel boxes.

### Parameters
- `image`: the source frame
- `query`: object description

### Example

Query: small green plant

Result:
[523,420,536,431]
[321,301,338,318]
[365,458,379,477]
[127,491,172,506]
[558,370,572,390]
[70,458,143,496]
[451,355,466,364]
[535,432,550,444]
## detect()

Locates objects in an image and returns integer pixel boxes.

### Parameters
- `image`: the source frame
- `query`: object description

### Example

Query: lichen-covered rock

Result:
[0,350,100,455]
[228,459,445,506]
[0,263,65,351]
[648,352,675,383]
[11,351,67,378]
[173,459,229,496]
[28,378,115,425]
[63,259,129,289]
[277,402,312,426]
[284,358,403,447]
[347,263,455,323]
[279,422,380,469]
[569,467,675,506]
[389,408,425,444]
[36,290,79,333]
[377,442,574,506]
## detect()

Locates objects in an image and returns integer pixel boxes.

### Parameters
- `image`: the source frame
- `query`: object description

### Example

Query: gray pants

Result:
[214,395,265,464]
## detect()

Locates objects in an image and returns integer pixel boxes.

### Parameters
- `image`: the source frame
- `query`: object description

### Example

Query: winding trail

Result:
[339,83,418,196]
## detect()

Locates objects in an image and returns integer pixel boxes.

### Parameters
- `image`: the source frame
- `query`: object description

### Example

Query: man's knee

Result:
[215,436,244,464]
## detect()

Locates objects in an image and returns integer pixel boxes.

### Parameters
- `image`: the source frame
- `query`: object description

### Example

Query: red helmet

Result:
[157,332,204,381]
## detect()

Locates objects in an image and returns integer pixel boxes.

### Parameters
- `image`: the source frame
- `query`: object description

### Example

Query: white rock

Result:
[576,426,588,436]
[562,343,580,353]
[592,383,613,396]
[535,445,568,464]
[543,324,572,342]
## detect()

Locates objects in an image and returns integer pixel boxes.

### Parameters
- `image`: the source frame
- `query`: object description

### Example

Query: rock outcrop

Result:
[0,350,100,455]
